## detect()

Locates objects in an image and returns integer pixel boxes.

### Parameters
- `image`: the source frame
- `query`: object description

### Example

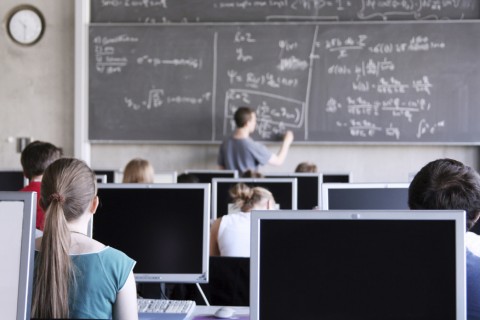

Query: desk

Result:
[188,306,250,319]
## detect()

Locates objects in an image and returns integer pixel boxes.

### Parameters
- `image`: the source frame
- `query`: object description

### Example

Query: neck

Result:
[234,127,250,139]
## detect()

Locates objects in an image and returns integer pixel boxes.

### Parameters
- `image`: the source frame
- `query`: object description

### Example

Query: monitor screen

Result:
[321,173,351,183]
[212,178,297,219]
[250,210,466,320]
[0,171,27,191]
[183,170,238,184]
[0,192,36,320]
[321,183,409,210]
[93,183,210,283]
[93,170,116,183]
[264,173,321,209]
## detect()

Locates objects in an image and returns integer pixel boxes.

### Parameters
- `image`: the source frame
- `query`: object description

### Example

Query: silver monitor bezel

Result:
[211,178,298,219]
[94,183,210,283]
[0,191,36,320]
[250,209,466,320]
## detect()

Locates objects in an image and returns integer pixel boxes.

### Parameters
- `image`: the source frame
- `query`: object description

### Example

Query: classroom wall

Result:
[1,2,479,182]
[0,0,74,168]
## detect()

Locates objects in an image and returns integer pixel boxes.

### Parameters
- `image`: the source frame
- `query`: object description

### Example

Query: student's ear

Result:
[90,196,99,214]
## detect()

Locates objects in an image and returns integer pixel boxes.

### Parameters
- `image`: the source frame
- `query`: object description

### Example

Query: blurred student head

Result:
[21,140,63,180]
[408,158,480,230]
[295,161,317,173]
[122,158,154,183]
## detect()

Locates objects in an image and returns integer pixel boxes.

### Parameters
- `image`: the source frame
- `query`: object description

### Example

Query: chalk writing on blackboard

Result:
[91,0,478,23]
[89,23,480,143]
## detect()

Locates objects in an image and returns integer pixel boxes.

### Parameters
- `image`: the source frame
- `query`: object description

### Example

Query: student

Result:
[177,173,200,183]
[408,158,480,320]
[210,183,275,257]
[20,140,63,230]
[32,158,138,319]
[241,169,264,178]
[217,106,294,173]
[122,158,154,183]
[295,161,317,173]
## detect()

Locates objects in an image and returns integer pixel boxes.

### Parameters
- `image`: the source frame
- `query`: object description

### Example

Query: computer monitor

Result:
[95,174,107,184]
[250,210,466,320]
[0,192,36,320]
[321,183,410,210]
[93,170,116,183]
[0,171,27,191]
[92,183,210,283]
[321,172,351,183]
[154,171,177,183]
[264,173,321,209]
[211,178,297,219]
[183,169,238,184]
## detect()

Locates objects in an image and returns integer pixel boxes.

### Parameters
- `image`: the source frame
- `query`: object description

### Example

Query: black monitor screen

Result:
[322,173,350,183]
[324,185,409,210]
[213,179,296,219]
[258,218,457,320]
[93,170,116,183]
[264,174,320,209]
[183,170,237,184]
[93,184,209,283]
[0,171,25,191]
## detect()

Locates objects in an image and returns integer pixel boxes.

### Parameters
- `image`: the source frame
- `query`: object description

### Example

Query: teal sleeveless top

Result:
[35,247,135,319]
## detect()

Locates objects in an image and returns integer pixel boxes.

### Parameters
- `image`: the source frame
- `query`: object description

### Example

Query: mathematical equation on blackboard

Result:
[91,0,478,22]
[89,23,480,143]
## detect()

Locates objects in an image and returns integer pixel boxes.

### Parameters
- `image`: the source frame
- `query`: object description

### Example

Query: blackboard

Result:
[89,21,480,144]
[91,0,479,23]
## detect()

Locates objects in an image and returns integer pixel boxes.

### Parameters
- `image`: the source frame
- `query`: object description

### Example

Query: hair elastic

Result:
[49,193,65,204]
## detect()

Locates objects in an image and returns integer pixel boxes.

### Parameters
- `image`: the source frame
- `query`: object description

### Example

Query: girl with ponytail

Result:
[32,158,138,319]
[210,183,275,257]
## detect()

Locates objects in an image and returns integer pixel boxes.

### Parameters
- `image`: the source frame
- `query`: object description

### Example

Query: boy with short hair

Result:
[20,140,63,230]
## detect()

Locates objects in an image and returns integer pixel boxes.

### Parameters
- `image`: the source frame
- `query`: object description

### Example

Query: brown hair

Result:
[234,106,254,128]
[295,162,317,173]
[32,158,97,318]
[229,183,274,212]
[122,158,154,183]
[20,140,63,180]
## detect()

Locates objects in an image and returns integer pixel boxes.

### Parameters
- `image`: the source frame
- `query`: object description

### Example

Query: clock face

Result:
[8,8,44,45]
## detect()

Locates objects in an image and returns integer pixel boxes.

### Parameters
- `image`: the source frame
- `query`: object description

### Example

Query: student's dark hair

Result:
[241,169,264,178]
[32,158,97,318]
[234,106,254,128]
[229,183,274,212]
[177,173,200,183]
[408,158,480,230]
[295,162,317,173]
[20,140,63,180]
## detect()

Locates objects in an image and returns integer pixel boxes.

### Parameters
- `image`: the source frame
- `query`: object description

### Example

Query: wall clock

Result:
[7,6,45,46]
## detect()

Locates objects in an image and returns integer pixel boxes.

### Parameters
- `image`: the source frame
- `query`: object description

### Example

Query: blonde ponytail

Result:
[229,183,274,212]
[32,158,96,318]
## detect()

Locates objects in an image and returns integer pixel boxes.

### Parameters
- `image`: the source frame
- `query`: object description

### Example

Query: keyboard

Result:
[138,298,196,320]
